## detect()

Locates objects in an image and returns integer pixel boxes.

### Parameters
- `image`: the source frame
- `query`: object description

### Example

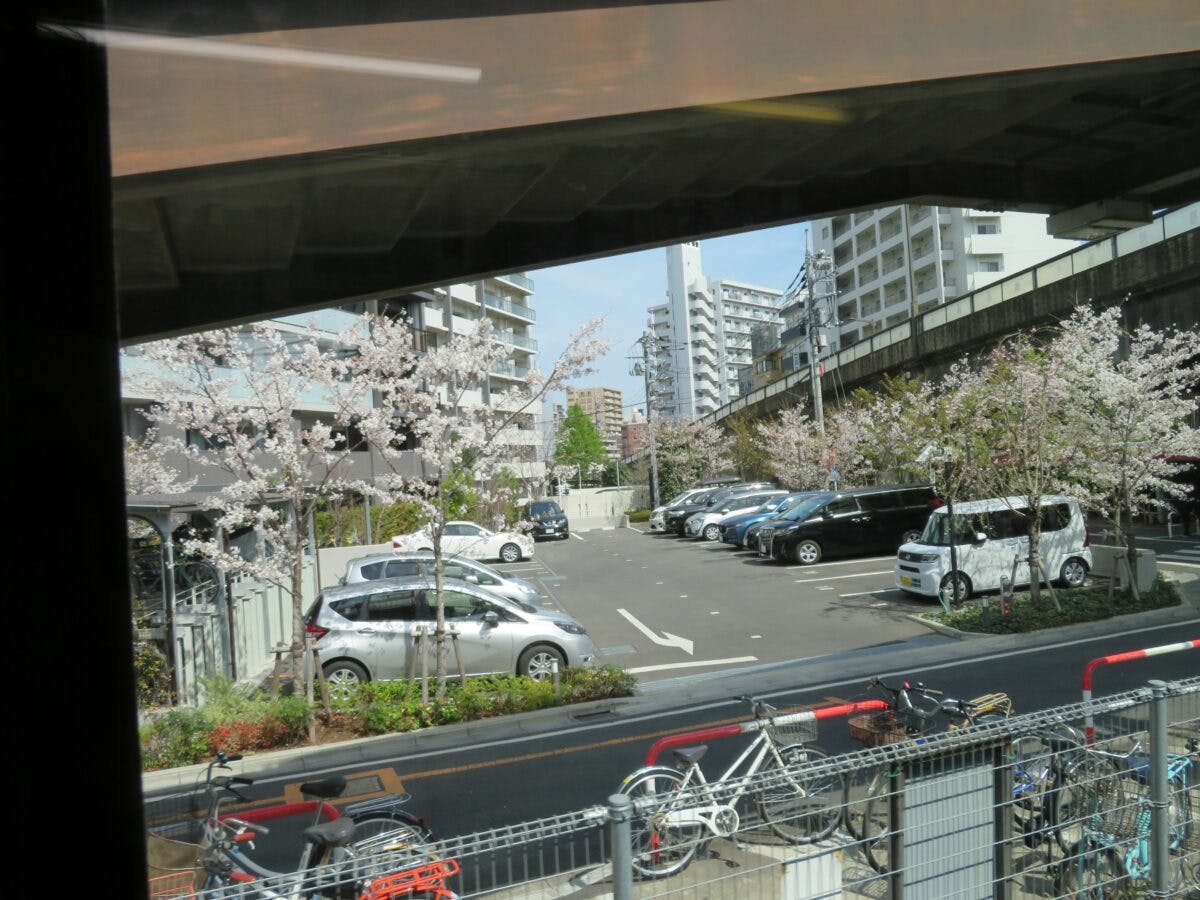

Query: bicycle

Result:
[186,752,437,898]
[1059,735,1199,895]
[617,695,844,878]
[843,677,1013,873]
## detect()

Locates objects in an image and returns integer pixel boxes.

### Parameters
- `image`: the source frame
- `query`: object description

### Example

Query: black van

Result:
[759,485,940,565]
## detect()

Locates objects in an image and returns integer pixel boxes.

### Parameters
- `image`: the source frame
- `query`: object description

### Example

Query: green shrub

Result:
[134,640,172,708]
[140,708,212,770]
[563,665,637,700]
[930,575,1181,635]
[627,509,651,523]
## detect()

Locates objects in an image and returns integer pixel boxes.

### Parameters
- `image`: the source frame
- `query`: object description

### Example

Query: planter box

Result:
[1090,544,1158,591]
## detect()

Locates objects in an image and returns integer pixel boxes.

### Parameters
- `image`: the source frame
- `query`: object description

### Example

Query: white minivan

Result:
[895,495,1092,603]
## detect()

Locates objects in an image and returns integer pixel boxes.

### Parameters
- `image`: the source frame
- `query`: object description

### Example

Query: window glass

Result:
[1042,503,1072,532]
[330,596,365,621]
[358,562,384,580]
[858,492,896,512]
[367,590,418,621]
[826,497,860,516]
[443,524,464,536]
[462,524,486,536]
[440,590,489,620]
[384,560,421,578]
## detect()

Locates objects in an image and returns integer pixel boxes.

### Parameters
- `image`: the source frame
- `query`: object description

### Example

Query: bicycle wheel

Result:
[861,783,896,873]
[1009,735,1056,847]
[1054,754,1120,853]
[1059,839,1124,897]
[757,744,844,844]
[619,766,702,879]
[843,765,889,842]
[353,814,432,847]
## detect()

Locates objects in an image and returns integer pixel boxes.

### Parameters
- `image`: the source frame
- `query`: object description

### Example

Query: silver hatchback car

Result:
[305,577,598,696]
[341,552,541,606]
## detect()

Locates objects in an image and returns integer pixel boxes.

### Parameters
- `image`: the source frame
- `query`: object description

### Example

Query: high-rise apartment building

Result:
[812,206,1078,348]
[121,273,546,489]
[566,386,623,457]
[648,242,783,420]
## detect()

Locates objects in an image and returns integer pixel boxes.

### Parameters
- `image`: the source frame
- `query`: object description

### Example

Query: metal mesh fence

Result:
[154,676,1200,899]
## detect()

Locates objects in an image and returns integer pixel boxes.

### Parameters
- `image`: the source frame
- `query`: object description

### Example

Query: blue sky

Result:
[528,221,810,423]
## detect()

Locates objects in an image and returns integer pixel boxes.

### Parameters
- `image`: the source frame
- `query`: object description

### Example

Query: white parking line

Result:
[1160,560,1200,569]
[627,656,759,674]
[787,556,894,570]
[839,589,899,597]
[571,532,586,541]
[794,570,893,583]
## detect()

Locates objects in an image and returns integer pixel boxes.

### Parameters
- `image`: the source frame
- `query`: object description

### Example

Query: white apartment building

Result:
[648,242,783,420]
[121,273,545,490]
[812,206,1079,348]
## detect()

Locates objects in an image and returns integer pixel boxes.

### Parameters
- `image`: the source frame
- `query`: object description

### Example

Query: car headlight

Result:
[912,553,940,563]
[554,621,587,635]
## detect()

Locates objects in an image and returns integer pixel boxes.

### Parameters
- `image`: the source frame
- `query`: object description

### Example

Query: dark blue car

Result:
[718,492,814,547]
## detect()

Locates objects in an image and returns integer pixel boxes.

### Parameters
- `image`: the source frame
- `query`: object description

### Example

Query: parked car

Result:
[525,499,570,541]
[306,577,597,694]
[663,482,777,536]
[719,492,817,547]
[684,490,787,540]
[648,488,707,532]
[758,485,940,564]
[896,496,1091,603]
[341,552,542,606]
[391,521,534,563]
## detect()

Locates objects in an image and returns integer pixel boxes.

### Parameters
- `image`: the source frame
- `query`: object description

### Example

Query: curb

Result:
[907,613,985,640]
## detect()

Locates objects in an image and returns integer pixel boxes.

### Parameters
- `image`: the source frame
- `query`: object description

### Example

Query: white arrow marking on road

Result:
[617,608,695,655]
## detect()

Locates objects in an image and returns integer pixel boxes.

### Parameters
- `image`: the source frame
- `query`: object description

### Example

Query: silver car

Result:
[306,577,598,695]
[341,552,541,606]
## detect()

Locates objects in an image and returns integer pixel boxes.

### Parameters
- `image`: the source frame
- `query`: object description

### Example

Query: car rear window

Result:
[384,560,422,578]
[357,562,385,580]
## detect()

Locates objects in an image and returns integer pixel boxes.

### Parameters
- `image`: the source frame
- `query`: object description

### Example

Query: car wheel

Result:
[900,529,922,546]
[939,572,972,606]
[794,539,822,565]
[499,542,522,563]
[1058,557,1088,588]
[518,644,565,680]
[322,660,368,700]
[703,524,721,541]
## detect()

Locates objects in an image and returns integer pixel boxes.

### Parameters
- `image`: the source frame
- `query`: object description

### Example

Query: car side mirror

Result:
[822,510,833,519]
[465,574,480,584]
[974,532,988,544]
[483,611,500,626]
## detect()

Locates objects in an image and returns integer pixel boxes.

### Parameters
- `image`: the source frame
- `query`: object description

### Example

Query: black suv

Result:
[662,482,776,536]
[527,499,570,540]
[758,485,940,564]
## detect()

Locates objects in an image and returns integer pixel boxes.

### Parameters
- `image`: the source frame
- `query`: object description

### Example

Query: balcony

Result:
[495,272,534,293]
[780,322,806,344]
[495,331,538,351]
[490,361,531,380]
[483,292,536,321]
[964,234,1005,256]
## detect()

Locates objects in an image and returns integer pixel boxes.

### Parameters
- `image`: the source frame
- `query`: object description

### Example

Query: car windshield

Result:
[774,494,808,513]
[778,494,833,521]
[918,511,979,546]
[666,491,693,506]
[529,501,561,515]
[756,495,786,512]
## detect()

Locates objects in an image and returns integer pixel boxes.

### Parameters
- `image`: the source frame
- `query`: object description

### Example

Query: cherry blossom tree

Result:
[125,324,368,691]
[123,429,197,496]
[352,313,608,697]
[1054,304,1200,585]
[652,418,734,499]
[757,404,870,490]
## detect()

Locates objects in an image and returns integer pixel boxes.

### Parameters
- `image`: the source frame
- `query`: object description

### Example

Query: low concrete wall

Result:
[559,487,644,531]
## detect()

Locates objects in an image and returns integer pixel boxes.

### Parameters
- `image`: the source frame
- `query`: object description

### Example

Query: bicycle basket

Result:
[968,692,1013,718]
[847,712,908,747]
[767,717,818,746]
[146,829,204,897]
[1098,779,1149,840]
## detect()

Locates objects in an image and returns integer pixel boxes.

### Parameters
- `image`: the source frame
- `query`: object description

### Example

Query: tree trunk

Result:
[290,542,306,694]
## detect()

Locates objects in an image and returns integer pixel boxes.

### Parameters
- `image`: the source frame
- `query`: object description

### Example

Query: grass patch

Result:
[926,576,1182,635]
[627,509,651,523]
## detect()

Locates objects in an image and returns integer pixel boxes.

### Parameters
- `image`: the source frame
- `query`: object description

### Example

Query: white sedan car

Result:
[391,521,535,563]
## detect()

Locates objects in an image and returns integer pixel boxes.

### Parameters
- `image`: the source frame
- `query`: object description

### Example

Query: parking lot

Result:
[489,525,945,682]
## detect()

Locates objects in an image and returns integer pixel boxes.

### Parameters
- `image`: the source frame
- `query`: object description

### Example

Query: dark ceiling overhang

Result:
[103,1,1200,342]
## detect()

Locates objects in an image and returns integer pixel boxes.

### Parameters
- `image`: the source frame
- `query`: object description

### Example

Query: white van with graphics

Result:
[895,495,1091,603]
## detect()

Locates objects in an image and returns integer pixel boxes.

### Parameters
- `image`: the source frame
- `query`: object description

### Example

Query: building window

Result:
[822,226,829,240]
[976,223,1000,235]
[980,260,1002,272]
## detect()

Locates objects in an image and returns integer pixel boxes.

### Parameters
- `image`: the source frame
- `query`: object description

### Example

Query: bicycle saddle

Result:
[300,775,348,799]
[672,746,708,765]
[303,816,357,850]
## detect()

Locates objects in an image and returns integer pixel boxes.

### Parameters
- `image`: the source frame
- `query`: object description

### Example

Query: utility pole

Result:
[801,247,837,434]
[632,332,664,509]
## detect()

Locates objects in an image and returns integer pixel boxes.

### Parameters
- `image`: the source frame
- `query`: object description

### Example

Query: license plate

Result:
[900,575,913,587]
